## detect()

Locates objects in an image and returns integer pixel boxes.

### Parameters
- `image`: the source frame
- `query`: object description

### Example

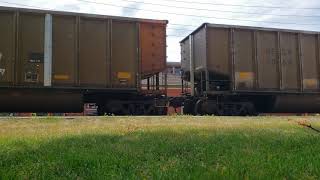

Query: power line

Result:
[77,0,320,26]
[170,23,199,27]
[0,1,53,10]
[2,0,320,28]
[168,27,193,31]
[110,0,320,18]
[165,27,195,31]
[6,0,320,10]
[0,1,196,31]
[167,35,185,37]
[0,1,191,34]
[129,0,320,10]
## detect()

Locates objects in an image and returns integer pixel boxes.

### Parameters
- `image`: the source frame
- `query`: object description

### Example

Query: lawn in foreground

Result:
[0,116,319,179]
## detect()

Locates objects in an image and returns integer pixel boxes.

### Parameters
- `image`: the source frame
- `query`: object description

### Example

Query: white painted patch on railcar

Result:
[0,69,5,76]
[0,52,4,76]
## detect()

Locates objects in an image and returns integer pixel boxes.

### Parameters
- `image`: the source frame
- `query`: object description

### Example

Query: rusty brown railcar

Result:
[0,6,167,115]
[181,23,320,115]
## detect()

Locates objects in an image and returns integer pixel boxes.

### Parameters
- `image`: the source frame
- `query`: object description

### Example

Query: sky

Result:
[1,0,320,62]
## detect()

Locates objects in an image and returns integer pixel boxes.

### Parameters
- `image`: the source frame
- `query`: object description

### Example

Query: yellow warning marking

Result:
[237,72,254,80]
[236,72,254,89]
[117,72,131,79]
[304,79,318,89]
[54,74,70,80]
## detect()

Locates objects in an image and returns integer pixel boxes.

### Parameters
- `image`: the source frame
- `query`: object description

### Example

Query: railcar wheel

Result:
[239,102,257,116]
[247,103,257,116]
[194,100,205,115]
[239,106,249,116]
[120,104,130,115]
[128,104,136,115]
[97,105,105,116]
[156,107,168,115]
[145,104,156,115]
[215,104,224,116]
[183,99,195,115]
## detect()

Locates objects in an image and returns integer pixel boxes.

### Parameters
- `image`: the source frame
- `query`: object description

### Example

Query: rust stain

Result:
[140,22,166,78]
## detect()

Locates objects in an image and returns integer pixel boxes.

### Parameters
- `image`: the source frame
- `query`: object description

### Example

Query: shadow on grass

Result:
[0,130,319,179]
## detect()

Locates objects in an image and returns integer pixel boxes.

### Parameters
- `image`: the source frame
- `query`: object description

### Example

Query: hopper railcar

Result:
[180,23,320,116]
[0,6,168,115]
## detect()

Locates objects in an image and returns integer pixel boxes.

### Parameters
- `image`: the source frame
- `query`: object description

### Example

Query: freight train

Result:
[0,6,167,115]
[180,23,320,115]
[1,6,320,116]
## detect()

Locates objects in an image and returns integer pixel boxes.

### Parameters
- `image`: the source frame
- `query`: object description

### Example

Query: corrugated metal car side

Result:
[180,38,190,73]
[140,22,166,79]
[79,17,110,87]
[18,13,45,86]
[256,31,279,90]
[233,29,255,90]
[301,34,319,91]
[52,15,77,86]
[0,11,15,85]
[182,24,320,94]
[111,20,138,88]
[206,27,230,91]
[0,7,167,91]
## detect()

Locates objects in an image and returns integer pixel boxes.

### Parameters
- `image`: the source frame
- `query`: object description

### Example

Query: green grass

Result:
[0,116,320,179]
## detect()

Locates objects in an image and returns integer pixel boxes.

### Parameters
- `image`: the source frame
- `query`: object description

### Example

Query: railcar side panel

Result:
[280,32,299,90]
[79,17,109,87]
[18,13,44,86]
[0,6,168,114]
[234,29,255,90]
[180,23,320,115]
[140,22,166,78]
[180,38,190,73]
[52,15,77,86]
[111,21,137,88]
[0,12,15,85]
[193,27,207,71]
[207,28,230,82]
[256,31,279,90]
[301,34,319,91]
